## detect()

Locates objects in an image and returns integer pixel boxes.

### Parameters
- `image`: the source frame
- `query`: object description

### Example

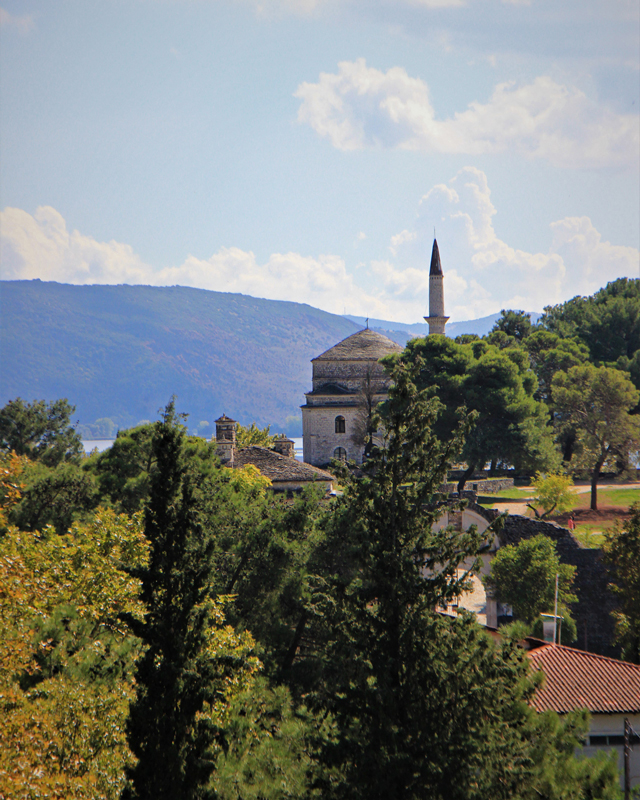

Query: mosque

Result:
[302,238,447,467]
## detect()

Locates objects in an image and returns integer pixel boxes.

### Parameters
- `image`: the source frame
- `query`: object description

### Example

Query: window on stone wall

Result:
[333,447,347,462]
[335,415,346,433]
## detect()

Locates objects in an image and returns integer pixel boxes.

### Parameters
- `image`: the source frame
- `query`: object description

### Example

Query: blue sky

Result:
[1,0,638,322]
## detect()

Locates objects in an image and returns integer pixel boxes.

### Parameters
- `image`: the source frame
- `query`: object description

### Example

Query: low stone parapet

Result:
[439,477,514,494]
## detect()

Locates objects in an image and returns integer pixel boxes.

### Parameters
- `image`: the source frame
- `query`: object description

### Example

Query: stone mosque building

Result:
[302,239,447,467]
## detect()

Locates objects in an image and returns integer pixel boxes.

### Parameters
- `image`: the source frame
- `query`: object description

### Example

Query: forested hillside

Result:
[1,281,360,435]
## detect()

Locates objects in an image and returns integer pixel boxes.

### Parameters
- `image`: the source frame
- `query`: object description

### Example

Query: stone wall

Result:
[302,403,364,466]
[439,477,514,494]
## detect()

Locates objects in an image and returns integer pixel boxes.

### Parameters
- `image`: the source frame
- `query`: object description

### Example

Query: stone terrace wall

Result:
[500,515,619,658]
[439,478,514,494]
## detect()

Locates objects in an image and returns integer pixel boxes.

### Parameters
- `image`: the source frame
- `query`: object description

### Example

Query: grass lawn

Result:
[573,486,640,509]
[573,525,609,549]
[484,488,534,501]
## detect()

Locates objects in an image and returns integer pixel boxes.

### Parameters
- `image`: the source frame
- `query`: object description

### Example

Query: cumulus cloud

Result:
[388,166,639,319]
[295,59,639,168]
[0,206,391,318]
[2,179,638,324]
[0,7,34,33]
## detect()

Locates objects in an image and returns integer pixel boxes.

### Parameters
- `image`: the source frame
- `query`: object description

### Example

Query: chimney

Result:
[215,414,237,466]
[273,434,295,458]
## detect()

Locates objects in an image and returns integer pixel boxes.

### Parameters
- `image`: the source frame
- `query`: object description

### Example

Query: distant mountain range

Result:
[344,312,541,345]
[1,281,538,436]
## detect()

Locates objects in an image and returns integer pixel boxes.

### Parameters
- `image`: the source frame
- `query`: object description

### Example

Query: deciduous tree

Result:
[526,473,576,519]
[483,534,577,642]
[552,364,640,509]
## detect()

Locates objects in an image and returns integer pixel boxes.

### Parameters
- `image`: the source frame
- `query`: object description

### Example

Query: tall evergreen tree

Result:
[121,402,256,800]
[308,363,619,800]
[309,362,534,799]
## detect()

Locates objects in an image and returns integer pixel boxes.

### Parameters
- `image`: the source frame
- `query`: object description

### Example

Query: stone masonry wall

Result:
[302,404,364,466]
[439,478,514,494]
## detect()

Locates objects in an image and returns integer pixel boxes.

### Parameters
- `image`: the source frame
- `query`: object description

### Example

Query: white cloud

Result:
[388,166,640,319]
[0,7,34,33]
[0,206,390,318]
[2,179,638,325]
[295,59,640,168]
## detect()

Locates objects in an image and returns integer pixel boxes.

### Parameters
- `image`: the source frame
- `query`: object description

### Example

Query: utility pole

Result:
[625,717,631,800]
[553,573,559,644]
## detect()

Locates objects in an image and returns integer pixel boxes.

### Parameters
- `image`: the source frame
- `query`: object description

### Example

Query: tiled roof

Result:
[234,446,335,484]
[528,643,640,714]
[313,329,403,362]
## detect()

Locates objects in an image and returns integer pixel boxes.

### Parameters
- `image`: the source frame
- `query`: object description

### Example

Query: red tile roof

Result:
[528,643,640,714]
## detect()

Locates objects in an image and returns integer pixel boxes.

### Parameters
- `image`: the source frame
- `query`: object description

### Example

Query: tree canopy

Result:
[0,397,83,467]
[484,535,577,643]
[552,364,640,509]
[386,335,558,489]
[603,503,640,664]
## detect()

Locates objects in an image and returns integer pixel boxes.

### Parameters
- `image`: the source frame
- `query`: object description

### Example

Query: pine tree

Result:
[122,402,256,799]
[308,362,619,800]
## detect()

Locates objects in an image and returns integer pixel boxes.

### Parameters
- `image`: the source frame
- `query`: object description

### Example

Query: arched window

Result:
[335,415,346,434]
[333,447,347,462]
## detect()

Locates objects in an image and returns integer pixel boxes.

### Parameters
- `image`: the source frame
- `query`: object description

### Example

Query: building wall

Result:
[583,713,640,788]
[302,403,363,466]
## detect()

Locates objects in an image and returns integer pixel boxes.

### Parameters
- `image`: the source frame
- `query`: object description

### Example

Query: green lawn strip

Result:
[572,487,640,509]
[485,488,534,501]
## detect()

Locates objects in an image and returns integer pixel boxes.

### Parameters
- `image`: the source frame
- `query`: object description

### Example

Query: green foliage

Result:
[307,361,547,798]
[122,401,259,800]
[484,535,577,636]
[490,309,534,341]
[524,330,589,407]
[0,508,149,799]
[552,364,640,509]
[540,278,640,363]
[528,710,621,800]
[389,334,559,488]
[0,397,83,467]
[527,472,576,519]
[88,421,221,514]
[236,421,275,448]
[603,503,640,663]
[9,460,98,533]
[214,678,326,799]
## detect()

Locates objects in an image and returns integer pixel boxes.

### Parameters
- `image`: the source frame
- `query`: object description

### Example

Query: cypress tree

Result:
[122,402,233,799]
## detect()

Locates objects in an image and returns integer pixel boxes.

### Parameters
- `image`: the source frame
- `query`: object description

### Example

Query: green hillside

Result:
[0,280,360,435]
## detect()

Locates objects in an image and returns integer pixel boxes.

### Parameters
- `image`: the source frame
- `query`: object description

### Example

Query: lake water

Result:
[83,436,304,460]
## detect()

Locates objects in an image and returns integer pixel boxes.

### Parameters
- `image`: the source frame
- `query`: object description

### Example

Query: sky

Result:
[0,0,638,324]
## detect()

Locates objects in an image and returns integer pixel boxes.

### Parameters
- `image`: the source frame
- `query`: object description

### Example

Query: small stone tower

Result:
[273,434,296,458]
[215,414,237,466]
[424,238,449,335]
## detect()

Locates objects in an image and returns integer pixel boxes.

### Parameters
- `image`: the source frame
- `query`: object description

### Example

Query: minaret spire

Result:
[424,238,449,335]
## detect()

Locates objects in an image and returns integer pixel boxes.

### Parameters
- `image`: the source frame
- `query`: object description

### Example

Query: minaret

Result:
[424,238,449,335]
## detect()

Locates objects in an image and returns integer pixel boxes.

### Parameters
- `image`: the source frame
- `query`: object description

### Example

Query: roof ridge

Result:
[529,642,640,669]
